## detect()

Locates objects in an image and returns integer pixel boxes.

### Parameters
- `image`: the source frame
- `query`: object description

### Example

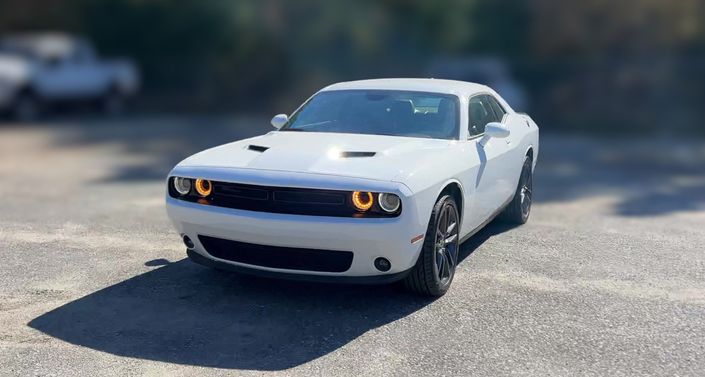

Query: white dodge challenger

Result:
[166,78,538,296]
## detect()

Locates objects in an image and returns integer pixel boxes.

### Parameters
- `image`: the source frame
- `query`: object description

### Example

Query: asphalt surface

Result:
[1,116,704,376]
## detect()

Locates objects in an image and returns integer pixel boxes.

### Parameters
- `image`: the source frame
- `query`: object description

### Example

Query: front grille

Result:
[210,182,352,216]
[168,178,401,217]
[198,235,353,272]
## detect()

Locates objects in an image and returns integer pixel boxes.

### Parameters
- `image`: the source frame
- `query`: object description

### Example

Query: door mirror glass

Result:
[271,114,288,129]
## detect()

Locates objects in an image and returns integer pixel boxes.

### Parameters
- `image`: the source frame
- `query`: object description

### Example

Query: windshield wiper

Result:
[280,128,307,132]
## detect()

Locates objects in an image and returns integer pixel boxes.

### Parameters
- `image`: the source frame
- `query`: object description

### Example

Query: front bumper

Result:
[186,249,412,284]
[166,168,428,279]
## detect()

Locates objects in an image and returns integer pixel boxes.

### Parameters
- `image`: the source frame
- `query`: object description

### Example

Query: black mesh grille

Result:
[209,182,352,216]
[198,235,353,272]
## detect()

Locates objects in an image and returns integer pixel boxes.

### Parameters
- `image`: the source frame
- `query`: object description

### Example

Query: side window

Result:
[485,95,507,122]
[468,95,494,136]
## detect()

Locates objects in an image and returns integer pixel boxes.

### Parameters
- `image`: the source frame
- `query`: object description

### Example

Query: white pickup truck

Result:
[0,33,139,120]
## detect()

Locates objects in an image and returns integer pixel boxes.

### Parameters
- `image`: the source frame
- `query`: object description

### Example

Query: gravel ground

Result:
[0,117,704,376]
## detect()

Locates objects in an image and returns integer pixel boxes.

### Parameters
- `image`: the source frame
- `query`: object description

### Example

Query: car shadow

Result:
[27,223,508,371]
[28,259,434,370]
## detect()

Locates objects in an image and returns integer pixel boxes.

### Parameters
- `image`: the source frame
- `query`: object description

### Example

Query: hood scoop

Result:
[340,151,376,158]
[247,144,270,153]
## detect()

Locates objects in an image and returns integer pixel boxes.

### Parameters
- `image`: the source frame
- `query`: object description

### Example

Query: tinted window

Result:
[485,95,506,122]
[468,95,495,136]
[283,90,459,140]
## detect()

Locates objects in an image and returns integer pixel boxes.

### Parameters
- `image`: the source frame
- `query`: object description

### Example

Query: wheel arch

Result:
[435,179,464,225]
[404,179,465,296]
[524,145,535,171]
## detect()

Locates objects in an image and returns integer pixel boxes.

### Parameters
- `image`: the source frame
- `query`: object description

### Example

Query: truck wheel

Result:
[499,156,533,224]
[403,194,460,297]
[12,92,41,122]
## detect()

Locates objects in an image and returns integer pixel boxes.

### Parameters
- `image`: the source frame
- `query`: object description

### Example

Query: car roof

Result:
[321,78,491,97]
[0,32,83,57]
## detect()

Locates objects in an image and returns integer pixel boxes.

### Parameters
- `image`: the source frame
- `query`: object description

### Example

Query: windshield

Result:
[281,90,460,140]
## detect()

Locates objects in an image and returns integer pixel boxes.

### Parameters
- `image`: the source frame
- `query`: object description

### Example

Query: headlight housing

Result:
[350,191,401,216]
[173,177,192,195]
[195,178,212,197]
[351,191,374,211]
[169,176,212,198]
[378,193,401,213]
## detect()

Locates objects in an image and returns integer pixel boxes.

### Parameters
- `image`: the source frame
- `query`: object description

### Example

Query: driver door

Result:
[467,94,515,224]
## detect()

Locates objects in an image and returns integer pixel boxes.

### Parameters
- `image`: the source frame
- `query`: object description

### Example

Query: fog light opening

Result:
[182,235,195,249]
[374,257,391,272]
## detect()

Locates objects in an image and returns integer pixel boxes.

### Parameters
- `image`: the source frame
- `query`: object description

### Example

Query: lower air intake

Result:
[198,235,353,273]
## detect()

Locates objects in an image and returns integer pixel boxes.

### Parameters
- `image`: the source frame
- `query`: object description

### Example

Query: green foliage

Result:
[1,0,703,133]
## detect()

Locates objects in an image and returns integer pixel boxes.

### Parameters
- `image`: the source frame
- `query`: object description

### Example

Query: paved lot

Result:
[1,117,704,376]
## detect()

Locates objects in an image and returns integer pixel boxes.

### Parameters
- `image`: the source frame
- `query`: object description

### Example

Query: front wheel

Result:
[403,194,460,297]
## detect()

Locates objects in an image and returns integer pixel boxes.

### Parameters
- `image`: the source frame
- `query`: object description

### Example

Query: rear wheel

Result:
[403,194,460,297]
[500,156,533,224]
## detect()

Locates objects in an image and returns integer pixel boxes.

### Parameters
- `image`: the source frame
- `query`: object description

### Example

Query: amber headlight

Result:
[173,177,192,195]
[195,178,212,197]
[351,191,374,211]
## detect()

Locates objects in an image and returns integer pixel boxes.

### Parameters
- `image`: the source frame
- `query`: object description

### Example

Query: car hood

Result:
[0,54,31,82]
[177,131,454,183]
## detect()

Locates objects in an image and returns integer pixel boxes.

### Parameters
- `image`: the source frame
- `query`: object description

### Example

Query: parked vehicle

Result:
[0,33,139,120]
[166,78,539,296]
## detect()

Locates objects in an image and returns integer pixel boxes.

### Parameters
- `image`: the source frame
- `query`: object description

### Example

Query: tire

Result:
[403,194,460,297]
[499,156,533,224]
[12,92,41,122]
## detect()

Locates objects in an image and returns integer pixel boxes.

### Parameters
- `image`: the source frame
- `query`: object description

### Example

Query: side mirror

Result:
[478,122,510,146]
[271,114,288,129]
